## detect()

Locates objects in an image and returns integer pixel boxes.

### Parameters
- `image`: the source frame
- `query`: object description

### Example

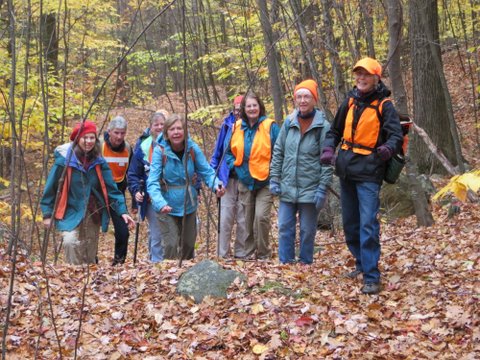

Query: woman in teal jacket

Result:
[147,114,225,260]
[270,80,333,264]
[41,121,134,265]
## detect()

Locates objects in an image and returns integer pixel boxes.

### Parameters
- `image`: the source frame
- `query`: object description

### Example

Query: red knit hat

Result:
[294,79,318,102]
[233,95,244,105]
[70,121,97,141]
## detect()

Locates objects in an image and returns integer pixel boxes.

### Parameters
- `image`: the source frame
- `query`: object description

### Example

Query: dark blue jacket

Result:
[210,112,236,187]
[127,128,155,220]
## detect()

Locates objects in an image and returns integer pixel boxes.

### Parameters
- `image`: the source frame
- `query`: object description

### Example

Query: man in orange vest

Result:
[320,58,403,294]
[102,116,132,265]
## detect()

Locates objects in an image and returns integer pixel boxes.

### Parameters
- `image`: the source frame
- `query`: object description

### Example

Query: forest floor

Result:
[1,51,480,359]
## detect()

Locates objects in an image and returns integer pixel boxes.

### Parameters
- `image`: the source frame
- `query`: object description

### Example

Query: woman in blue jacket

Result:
[128,110,167,263]
[41,121,135,265]
[147,114,225,260]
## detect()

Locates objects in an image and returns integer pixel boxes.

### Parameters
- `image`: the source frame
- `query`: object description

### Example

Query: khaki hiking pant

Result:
[238,183,273,259]
[62,211,100,265]
[218,178,248,258]
[157,211,197,260]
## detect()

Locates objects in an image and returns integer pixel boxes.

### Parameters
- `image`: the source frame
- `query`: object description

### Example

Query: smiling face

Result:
[166,120,185,150]
[245,97,260,123]
[354,68,379,94]
[150,117,165,139]
[78,133,97,153]
[295,89,315,114]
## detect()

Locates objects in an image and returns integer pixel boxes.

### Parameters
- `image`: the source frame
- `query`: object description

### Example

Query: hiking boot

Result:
[344,269,362,279]
[111,257,125,266]
[361,282,381,295]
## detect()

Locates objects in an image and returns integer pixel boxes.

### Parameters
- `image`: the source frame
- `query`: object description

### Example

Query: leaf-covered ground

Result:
[1,200,478,359]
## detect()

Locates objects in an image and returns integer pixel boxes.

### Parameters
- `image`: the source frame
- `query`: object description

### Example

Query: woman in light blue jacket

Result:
[270,80,333,265]
[147,114,225,260]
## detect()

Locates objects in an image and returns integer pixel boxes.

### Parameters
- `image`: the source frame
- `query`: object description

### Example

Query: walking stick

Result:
[216,182,222,258]
[133,180,144,266]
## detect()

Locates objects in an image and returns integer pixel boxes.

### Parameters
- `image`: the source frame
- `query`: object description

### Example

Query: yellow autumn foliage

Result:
[432,169,480,202]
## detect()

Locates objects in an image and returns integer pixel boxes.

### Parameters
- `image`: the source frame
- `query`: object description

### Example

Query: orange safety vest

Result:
[55,165,110,220]
[341,98,390,155]
[102,143,130,182]
[230,118,275,181]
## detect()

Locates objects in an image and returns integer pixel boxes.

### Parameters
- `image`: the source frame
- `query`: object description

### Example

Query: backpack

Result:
[348,97,412,184]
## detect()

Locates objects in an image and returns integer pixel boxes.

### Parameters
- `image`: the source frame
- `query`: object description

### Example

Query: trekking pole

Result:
[133,180,144,266]
[216,182,222,258]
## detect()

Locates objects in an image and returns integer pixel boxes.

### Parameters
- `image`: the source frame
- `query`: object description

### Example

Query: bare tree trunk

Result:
[360,0,376,58]
[41,13,59,73]
[409,0,464,174]
[333,2,359,62]
[320,0,347,106]
[256,0,284,121]
[289,0,333,119]
[386,0,434,227]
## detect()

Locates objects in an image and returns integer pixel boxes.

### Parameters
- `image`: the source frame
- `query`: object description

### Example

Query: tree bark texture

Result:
[320,0,347,107]
[386,0,434,227]
[256,0,284,122]
[409,0,462,174]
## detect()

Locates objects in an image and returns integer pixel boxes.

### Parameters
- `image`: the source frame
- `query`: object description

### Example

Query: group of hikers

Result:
[40,57,404,295]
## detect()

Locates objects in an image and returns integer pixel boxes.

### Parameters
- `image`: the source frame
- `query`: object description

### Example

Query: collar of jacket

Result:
[160,136,194,156]
[351,81,391,104]
[288,108,326,129]
[224,112,236,127]
[240,115,267,130]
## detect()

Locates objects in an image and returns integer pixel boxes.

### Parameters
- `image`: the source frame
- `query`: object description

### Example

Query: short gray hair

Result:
[108,116,127,131]
[150,110,168,126]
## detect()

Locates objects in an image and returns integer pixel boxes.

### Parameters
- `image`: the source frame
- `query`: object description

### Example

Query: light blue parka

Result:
[147,137,220,216]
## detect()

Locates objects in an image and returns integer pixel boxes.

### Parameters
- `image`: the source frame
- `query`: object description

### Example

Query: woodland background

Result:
[0,0,479,359]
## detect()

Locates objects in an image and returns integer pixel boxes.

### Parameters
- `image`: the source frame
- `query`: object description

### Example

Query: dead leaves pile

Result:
[1,202,479,359]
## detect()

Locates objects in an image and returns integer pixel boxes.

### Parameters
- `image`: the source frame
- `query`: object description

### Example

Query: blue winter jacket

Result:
[40,143,128,232]
[225,116,280,190]
[210,112,236,187]
[147,137,220,216]
[127,128,157,220]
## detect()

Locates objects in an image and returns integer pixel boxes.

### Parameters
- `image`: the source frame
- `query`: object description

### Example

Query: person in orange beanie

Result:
[320,57,403,294]
[270,79,333,265]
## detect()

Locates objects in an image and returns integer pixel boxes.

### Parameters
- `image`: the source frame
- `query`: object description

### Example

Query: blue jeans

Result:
[340,179,381,283]
[145,202,164,262]
[278,201,318,264]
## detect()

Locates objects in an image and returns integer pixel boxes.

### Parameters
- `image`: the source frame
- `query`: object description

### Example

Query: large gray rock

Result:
[380,173,436,220]
[177,260,245,303]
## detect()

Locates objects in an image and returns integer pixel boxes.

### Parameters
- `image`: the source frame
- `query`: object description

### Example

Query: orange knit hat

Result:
[294,79,318,102]
[353,57,382,77]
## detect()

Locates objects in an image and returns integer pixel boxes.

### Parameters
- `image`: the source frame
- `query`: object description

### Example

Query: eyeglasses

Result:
[295,94,313,101]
